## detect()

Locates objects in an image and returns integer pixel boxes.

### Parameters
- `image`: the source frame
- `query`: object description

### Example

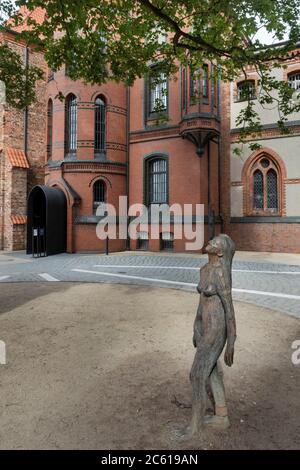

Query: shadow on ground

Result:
[0,283,299,449]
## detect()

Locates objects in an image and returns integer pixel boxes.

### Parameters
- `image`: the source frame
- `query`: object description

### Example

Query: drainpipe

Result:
[218,135,224,233]
[126,86,130,251]
[207,139,215,240]
[24,45,29,156]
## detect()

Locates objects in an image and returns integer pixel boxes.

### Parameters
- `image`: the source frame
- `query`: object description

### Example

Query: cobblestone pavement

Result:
[1,251,300,318]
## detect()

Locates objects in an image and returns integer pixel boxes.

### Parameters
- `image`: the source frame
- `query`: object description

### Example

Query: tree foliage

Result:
[1,0,300,137]
[0,1,43,108]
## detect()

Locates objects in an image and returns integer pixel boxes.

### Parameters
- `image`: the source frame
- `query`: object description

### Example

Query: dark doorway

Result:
[27,185,67,256]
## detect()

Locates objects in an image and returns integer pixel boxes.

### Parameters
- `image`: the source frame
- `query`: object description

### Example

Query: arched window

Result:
[145,157,168,205]
[93,180,106,214]
[47,99,53,160]
[250,156,280,214]
[94,96,106,156]
[65,94,77,156]
[237,80,256,101]
[288,72,300,90]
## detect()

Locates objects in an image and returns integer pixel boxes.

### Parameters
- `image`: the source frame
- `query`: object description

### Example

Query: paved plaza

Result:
[1,250,300,318]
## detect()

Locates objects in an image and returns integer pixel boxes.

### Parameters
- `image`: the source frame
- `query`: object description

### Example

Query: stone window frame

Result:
[242,148,286,217]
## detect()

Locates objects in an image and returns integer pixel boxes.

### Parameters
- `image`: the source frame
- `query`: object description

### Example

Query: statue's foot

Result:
[203,415,230,430]
[172,423,199,441]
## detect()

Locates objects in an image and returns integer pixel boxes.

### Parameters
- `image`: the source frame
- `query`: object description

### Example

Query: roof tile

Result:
[7,148,30,169]
[11,215,27,225]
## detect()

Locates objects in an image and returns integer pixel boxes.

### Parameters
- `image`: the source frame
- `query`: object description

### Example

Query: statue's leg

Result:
[188,347,215,435]
[204,362,230,429]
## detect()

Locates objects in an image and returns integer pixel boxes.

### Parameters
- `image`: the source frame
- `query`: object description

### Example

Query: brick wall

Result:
[0,31,47,251]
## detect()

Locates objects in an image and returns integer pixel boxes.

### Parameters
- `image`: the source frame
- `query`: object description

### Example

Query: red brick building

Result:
[0,21,47,251]
[1,10,300,254]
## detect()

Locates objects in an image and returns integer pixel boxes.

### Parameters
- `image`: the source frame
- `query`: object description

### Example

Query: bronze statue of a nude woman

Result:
[182,234,236,437]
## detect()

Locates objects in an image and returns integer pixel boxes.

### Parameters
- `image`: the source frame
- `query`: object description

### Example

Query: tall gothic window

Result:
[47,99,53,160]
[202,64,209,100]
[93,180,106,214]
[145,157,168,205]
[65,93,77,156]
[182,67,187,110]
[190,69,198,102]
[288,72,300,90]
[251,156,280,214]
[148,67,167,116]
[94,96,106,156]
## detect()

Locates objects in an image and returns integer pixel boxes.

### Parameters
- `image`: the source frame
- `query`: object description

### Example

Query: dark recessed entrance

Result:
[27,185,67,256]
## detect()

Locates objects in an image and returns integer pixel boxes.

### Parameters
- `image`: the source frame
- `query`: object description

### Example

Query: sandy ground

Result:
[0,282,299,450]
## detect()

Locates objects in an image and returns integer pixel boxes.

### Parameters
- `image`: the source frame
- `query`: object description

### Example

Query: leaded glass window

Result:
[250,156,280,214]
[253,170,264,209]
[267,169,278,209]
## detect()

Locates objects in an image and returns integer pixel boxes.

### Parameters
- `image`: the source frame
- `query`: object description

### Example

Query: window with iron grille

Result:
[250,156,280,214]
[94,96,106,156]
[146,158,168,205]
[148,67,167,116]
[93,180,106,214]
[288,72,300,90]
[161,232,174,251]
[237,80,256,101]
[202,65,209,100]
[65,94,77,157]
[137,231,149,250]
[47,99,53,160]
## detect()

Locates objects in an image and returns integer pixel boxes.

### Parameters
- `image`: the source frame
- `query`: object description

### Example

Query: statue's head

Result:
[206,234,235,264]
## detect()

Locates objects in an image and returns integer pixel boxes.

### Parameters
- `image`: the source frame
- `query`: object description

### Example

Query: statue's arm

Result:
[193,303,202,348]
[217,276,237,366]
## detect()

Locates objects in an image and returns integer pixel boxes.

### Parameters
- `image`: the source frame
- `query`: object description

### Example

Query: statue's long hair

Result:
[217,234,235,289]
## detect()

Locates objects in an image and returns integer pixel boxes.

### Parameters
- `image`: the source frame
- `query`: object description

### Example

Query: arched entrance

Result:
[27,185,67,256]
